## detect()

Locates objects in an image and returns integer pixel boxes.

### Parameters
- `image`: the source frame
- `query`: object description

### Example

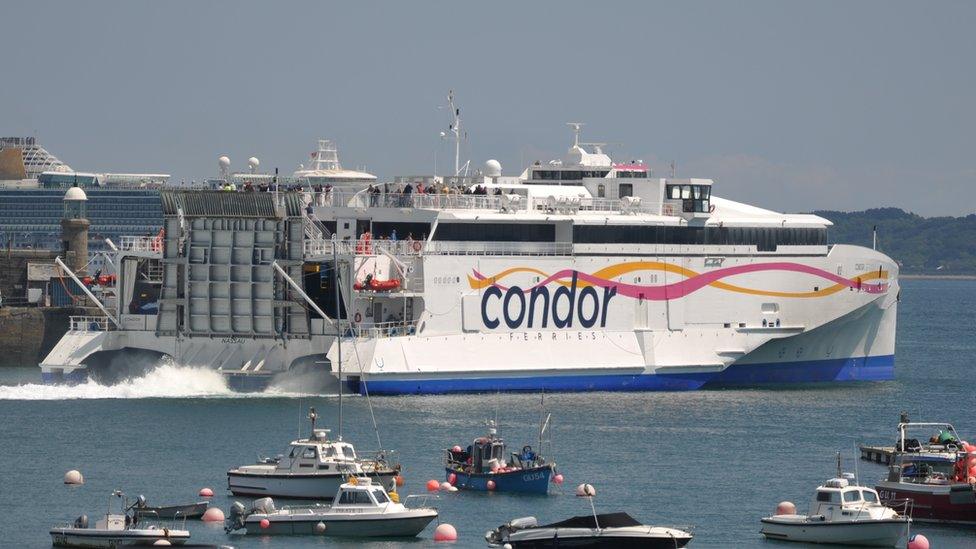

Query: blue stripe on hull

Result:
[359,355,895,395]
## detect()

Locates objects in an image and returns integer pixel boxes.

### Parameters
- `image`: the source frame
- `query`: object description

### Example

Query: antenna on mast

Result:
[445,90,469,176]
[567,122,584,147]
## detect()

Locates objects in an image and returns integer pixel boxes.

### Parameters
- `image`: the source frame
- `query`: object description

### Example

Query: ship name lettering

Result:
[481,271,616,330]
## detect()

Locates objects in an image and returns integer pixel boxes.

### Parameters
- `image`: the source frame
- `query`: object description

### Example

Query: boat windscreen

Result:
[541,512,642,529]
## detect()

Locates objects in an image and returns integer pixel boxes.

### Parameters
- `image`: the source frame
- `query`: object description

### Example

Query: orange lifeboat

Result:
[354,275,401,292]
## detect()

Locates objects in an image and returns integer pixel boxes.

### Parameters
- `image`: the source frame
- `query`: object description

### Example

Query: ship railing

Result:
[306,189,669,215]
[69,315,112,332]
[350,320,417,339]
[314,238,573,257]
[119,235,162,253]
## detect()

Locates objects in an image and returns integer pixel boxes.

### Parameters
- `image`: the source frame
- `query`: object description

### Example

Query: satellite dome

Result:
[64,186,88,201]
[248,157,260,169]
[484,159,502,177]
[218,155,231,168]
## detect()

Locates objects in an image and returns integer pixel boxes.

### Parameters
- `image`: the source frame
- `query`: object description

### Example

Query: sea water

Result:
[1,278,974,548]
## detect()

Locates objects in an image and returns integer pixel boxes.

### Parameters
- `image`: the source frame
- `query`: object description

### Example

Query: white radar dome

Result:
[64,186,88,201]
[248,157,260,170]
[485,159,502,177]
[218,156,231,168]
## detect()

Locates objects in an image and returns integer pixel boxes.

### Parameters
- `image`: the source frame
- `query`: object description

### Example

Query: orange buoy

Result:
[426,479,441,492]
[395,475,405,487]
[259,518,271,529]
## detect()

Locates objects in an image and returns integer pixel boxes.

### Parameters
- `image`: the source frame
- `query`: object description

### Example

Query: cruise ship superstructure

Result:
[40,126,898,393]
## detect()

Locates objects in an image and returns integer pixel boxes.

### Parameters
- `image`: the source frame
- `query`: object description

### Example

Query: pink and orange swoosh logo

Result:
[468,261,889,300]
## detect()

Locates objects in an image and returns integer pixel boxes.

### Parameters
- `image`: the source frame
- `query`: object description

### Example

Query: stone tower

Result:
[61,184,89,274]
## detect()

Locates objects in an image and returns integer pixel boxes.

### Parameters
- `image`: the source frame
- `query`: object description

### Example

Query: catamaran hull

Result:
[227,471,398,500]
[242,512,437,536]
[760,519,908,547]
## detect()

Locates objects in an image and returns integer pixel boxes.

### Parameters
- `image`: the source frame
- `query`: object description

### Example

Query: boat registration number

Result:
[522,471,546,482]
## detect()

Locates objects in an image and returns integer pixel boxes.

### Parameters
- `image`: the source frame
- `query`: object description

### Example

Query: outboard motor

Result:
[73,515,89,529]
[251,497,276,514]
[226,501,247,533]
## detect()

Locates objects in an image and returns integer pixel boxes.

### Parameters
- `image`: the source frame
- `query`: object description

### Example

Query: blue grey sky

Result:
[3,1,973,216]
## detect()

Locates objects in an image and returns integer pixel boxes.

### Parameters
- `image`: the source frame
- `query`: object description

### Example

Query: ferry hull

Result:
[355,354,894,395]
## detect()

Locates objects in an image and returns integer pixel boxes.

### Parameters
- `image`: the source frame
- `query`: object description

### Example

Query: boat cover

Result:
[541,512,642,529]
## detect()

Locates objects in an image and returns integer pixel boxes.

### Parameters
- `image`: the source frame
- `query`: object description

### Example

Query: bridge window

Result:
[433,223,555,242]
[572,225,827,248]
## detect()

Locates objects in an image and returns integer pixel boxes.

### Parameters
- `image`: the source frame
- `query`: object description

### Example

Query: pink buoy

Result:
[452,445,463,453]
[776,501,796,515]
[907,533,930,549]
[553,474,564,485]
[426,479,441,492]
[201,507,224,522]
[440,481,453,491]
[575,483,596,497]
[259,518,271,530]
[486,480,496,491]
[433,523,458,542]
[448,473,457,485]
[198,487,214,498]
[63,470,84,485]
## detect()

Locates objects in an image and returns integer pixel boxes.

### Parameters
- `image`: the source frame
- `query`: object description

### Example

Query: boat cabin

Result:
[279,429,360,472]
[334,478,392,509]
[809,478,885,518]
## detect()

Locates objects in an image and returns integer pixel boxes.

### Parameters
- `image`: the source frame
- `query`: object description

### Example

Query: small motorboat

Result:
[761,474,911,547]
[859,414,965,466]
[131,495,209,520]
[226,476,438,537]
[446,418,556,495]
[227,407,400,499]
[486,484,693,548]
[50,490,192,547]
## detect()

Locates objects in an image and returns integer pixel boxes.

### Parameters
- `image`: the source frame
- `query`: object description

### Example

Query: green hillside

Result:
[813,208,976,275]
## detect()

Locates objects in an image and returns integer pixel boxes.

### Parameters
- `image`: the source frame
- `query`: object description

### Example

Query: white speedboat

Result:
[50,491,191,547]
[227,407,399,499]
[226,477,438,537]
[761,476,911,547]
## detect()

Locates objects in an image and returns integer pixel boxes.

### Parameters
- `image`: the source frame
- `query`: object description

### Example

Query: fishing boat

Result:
[875,443,976,525]
[50,490,192,547]
[226,477,438,537]
[761,475,911,547]
[445,418,556,494]
[859,414,964,466]
[131,496,209,520]
[227,407,400,499]
[486,483,693,548]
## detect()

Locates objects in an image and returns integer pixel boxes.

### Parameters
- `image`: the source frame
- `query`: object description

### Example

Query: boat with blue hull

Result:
[446,419,557,495]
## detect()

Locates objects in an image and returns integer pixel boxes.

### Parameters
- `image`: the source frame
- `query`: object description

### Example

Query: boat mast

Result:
[333,239,342,441]
[446,90,467,176]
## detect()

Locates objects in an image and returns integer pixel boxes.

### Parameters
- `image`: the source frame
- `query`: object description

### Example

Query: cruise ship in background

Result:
[0,137,169,258]
[39,120,899,393]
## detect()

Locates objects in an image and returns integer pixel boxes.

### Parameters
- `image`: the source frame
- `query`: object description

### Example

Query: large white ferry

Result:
[39,124,897,394]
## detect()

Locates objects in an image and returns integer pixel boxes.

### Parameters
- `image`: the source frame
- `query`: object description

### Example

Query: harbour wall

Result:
[0,306,76,368]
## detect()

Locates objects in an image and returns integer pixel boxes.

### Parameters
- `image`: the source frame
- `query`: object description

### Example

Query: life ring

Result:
[354,312,362,323]
[412,240,422,252]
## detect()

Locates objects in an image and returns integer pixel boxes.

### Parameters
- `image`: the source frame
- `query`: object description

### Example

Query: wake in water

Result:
[0,363,329,400]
